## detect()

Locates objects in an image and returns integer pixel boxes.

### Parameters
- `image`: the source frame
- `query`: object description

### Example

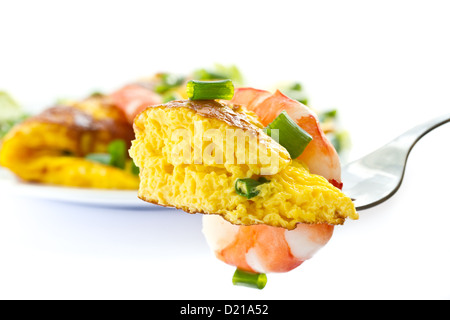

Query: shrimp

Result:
[202,87,342,274]
[231,87,341,182]
[108,84,163,124]
[203,215,334,273]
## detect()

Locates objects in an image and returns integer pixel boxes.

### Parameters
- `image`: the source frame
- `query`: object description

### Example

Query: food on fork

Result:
[130,80,358,288]
[201,86,357,288]
[130,94,356,229]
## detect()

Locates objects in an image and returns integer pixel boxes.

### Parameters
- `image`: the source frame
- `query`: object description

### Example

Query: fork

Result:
[341,113,450,210]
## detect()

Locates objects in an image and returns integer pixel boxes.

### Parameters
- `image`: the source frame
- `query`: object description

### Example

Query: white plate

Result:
[0,167,154,209]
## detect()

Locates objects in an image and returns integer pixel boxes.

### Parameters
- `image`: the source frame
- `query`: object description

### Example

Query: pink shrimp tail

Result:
[109,84,163,124]
[212,222,334,274]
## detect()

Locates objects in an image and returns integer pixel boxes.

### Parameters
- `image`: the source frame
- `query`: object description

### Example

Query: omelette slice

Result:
[130,99,357,230]
[0,96,139,189]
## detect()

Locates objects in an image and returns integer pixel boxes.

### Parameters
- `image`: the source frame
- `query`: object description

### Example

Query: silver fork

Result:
[341,113,450,210]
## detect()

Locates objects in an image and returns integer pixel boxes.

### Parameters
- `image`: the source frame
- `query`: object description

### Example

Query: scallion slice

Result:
[154,73,185,94]
[107,139,126,169]
[319,109,337,122]
[85,139,127,169]
[186,79,234,100]
[264,110,312,159]
[235,177,269,199]
[232,268,267,290]
[85,153,112,166]
[131,160,140,176]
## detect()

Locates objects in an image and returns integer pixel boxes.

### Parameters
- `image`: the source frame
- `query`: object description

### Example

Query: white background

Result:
[1,0,450,300]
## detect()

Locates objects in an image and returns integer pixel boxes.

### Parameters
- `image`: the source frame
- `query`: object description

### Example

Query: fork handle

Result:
[393,113,450,152]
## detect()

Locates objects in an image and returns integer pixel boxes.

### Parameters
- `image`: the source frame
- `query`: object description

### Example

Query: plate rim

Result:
[0,167,152,208]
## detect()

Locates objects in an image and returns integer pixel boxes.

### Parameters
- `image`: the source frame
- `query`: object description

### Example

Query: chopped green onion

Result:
[154,73,185,94]
[235,177,269,199]
[85,139,127,169]
[85,153,112,166]
[319,109,338,122]
[192,64,244,86]
[89,91,105,98]
[329,130,351,154]
[264,111,312,159]
[131,160,140,176]
[186,80,234,100]
[107,139,127,169]
[288,82,303,91]
[278,81,308,105]
[162,92,182,103]
[232,268,267,290]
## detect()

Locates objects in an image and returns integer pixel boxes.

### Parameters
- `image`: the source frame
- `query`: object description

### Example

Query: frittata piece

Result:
[130,100,357,229]
[0,96,139,189]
